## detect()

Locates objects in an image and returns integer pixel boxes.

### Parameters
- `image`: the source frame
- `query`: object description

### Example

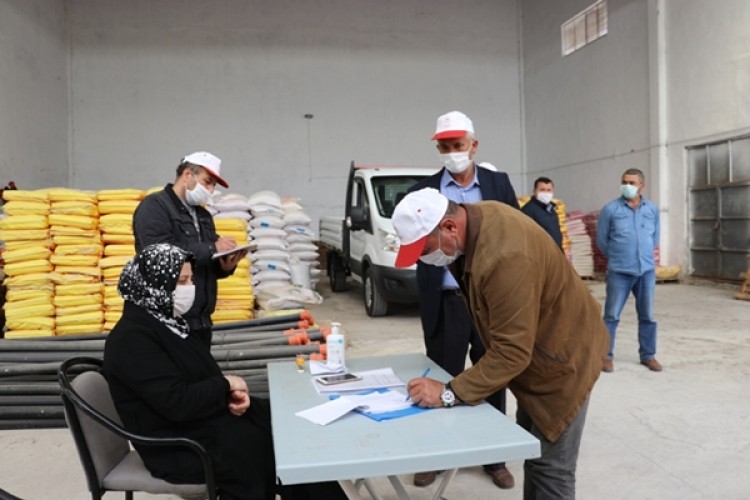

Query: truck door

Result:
[348,177,370,270]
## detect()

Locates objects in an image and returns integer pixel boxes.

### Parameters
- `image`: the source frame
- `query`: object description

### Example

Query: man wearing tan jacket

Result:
[395,188,609,500]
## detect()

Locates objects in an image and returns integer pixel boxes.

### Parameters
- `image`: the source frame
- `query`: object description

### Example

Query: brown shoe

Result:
[602,358,614,372]
[485,467,515,489]
[641,358,663,371]
[413,471,437,487]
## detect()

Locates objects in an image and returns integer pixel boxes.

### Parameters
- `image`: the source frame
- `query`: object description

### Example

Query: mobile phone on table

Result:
[315,373,362,386]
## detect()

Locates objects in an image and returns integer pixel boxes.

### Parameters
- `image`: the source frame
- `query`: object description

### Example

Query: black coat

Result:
[133,185,231,332]
[103,303,277,499]
[521,197,563,249]
[408,166,520,338]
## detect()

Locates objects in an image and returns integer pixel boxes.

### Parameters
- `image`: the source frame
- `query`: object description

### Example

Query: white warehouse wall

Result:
[521,0,652,210]
[67,0,523,226]
[662,0,750,269]
[0,0,68,189]
[520,0,750,268]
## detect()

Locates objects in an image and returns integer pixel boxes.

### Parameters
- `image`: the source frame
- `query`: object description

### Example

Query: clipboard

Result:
[211,243,255,260]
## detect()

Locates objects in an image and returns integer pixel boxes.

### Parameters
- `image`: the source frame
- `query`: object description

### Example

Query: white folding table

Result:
[268,352,540,499]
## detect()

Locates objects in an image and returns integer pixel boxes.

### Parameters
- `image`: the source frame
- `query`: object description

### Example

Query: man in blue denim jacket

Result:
[596,168,662,373]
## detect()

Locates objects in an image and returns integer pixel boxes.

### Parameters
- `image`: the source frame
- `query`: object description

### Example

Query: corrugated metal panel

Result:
[688,136,750,282]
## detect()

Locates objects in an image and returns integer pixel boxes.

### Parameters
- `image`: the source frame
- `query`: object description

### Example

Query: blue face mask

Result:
[620,184,639,200]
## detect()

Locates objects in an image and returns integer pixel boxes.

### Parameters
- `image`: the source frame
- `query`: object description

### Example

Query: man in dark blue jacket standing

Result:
[133,151,246,347]
[408,111,519,489]
[521,176,563,249]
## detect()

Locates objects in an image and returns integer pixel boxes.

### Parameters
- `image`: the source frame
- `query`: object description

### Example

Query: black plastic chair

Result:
[58,357,216,500]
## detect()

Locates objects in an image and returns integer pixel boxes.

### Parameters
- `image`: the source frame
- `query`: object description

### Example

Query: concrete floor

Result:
[1,278,749,499]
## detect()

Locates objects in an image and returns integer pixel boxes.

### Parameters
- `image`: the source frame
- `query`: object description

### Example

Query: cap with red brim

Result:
[431,111,474,141]
[391,188,449,268]
[182,151,229,188]
[394,235,428,268]
[202,166,229,188]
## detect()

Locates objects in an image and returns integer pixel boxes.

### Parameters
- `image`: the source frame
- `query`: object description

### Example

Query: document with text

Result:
[313,367,405,395]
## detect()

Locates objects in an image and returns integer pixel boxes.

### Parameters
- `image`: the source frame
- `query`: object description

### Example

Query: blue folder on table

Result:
[330,389,432,422]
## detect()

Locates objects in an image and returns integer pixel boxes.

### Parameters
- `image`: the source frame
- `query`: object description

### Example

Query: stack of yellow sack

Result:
[46,188,104,335]
[97,189,144,331]
[555,199,571,255]
[0,190,55,338]
[212,218,254,324]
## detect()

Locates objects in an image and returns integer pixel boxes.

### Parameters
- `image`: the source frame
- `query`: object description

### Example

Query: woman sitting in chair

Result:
[103,243,345,500]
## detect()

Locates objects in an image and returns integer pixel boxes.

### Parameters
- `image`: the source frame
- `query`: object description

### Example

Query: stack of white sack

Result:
[246,191,292,293]
[244,191,323,311]
[281,197,321,290]
[208,192,253,223]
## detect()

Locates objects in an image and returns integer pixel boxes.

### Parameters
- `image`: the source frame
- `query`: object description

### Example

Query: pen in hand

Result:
[405,367,432,401]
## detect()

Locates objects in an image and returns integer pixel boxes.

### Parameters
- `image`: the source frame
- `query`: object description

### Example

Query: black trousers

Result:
[144,398,346,500]
[425,292,508,470]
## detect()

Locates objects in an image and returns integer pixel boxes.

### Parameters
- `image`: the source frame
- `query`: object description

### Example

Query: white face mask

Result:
[185,174,213,206]
[419,231,461,267]
[173,284,195,317]
[536,192,554,205]
[620,184,639,200]
[439,151,472,174]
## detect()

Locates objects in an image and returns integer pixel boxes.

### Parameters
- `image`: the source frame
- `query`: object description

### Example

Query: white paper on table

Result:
[309,360,346,375]
[313,367,405,395]
[345,391,414,414]
[295,390,413,425]
[295,397,361,425]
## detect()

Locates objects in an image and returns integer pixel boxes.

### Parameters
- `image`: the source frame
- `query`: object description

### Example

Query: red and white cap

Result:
[392,188,449,268]
[431,111,474,140]
[182,151,229,188]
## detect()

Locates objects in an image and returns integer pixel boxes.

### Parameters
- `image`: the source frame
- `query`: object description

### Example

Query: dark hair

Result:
[622,168,645,184]
[533,176,554,189]
[176,161,203,178]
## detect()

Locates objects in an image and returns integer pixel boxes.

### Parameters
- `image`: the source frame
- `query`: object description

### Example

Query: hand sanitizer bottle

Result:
[326,322,345,368]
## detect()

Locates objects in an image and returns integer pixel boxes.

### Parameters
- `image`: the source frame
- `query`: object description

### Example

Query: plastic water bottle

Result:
[327,322,345,368]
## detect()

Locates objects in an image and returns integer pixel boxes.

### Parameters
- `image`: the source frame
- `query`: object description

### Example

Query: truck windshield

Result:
[370,176,427,219]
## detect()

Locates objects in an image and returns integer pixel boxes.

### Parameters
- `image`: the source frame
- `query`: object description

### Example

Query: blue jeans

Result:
[603,270,658,361]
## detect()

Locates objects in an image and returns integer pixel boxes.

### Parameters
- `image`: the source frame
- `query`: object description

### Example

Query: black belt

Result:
[441,289,462,296]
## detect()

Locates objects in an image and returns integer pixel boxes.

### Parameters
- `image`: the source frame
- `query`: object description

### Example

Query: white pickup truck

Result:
[319,162,438,316]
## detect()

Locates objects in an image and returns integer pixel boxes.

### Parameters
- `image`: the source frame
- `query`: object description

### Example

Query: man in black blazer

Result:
[408,111,520,489]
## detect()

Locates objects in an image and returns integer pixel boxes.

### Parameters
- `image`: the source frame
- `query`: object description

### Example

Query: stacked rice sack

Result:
[97,189,143,331]
[0,190,55,338]
[210,194,255,324]
[247,191,293,292]
[47,189,103,336]
[281,197,321,289]
[244,191,323,312]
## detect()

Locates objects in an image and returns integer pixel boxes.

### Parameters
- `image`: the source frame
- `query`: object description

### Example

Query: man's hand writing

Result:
[215,236,237,253]
[406,377,444,408]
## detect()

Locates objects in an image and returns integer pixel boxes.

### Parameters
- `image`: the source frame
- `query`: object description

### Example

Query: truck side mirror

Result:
[347,206,369,231]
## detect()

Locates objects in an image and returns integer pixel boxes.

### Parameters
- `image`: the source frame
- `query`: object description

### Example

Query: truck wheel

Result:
[363,266,389,317]
[328,253,347,292]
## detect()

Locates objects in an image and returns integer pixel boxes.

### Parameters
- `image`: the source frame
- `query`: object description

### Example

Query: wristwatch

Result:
[440,382,457,407]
